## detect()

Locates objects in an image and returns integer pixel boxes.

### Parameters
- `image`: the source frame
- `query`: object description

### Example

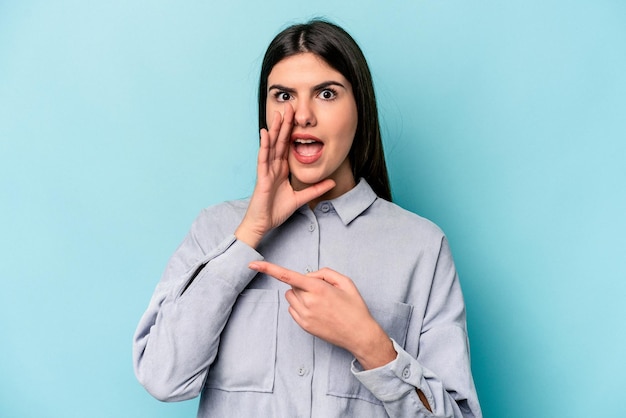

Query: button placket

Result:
[301,211,319,279]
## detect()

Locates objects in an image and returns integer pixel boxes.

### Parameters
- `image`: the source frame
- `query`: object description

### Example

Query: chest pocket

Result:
[205,289,279,392]
[326,299,413,405]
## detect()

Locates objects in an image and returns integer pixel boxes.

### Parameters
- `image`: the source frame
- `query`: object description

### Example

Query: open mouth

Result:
[291,134,324,164]
[293,138,323,156]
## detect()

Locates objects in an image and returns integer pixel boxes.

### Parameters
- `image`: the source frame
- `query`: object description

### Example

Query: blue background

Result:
[1,1,625,417]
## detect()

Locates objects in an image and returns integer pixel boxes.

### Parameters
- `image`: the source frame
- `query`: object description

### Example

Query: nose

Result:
[293,99,316,127]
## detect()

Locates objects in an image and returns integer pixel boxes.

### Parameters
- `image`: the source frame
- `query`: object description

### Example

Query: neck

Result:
[305,175,356,209]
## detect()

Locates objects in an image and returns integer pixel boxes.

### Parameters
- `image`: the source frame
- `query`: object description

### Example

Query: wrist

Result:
[234,223,264,249]
[352,324,397,370]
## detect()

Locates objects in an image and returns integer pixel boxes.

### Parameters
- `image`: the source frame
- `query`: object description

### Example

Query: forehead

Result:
[267,52,348,86]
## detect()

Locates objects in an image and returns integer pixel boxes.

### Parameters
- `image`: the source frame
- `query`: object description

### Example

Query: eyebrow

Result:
[268,80,347,93]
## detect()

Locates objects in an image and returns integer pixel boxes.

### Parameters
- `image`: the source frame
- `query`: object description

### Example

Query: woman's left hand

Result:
[248,261,397,370]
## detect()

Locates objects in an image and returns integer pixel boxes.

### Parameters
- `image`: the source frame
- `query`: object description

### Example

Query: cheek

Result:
[265,102,283,129]
[340,105,358,140]
[265,102,272,128]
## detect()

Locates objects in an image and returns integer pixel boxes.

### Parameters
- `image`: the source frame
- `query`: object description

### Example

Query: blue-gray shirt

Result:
[133,179,482,417]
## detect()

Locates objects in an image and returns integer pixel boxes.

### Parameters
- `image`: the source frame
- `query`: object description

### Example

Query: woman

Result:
[133,19,482,418]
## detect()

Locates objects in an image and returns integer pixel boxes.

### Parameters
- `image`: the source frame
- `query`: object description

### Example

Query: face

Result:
[266,52,358,199]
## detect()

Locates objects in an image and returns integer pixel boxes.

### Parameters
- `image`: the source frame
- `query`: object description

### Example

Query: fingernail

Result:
[249,262,260,270]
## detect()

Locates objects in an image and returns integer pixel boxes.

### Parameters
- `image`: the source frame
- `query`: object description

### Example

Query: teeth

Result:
[295,139,316,144]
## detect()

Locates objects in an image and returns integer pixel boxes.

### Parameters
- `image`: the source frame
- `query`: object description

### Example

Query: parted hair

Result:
[258,19,392,201]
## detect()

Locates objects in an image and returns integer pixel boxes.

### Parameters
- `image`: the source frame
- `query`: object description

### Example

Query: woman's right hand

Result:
[234,104,335,249]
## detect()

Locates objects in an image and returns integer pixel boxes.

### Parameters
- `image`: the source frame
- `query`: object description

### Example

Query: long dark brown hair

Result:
[258,19,392,201]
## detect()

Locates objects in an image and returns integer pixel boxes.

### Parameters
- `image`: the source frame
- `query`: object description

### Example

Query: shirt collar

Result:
[318,178,378,225]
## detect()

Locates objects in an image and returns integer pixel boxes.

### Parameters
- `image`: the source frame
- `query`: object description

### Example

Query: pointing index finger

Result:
[249,261,309,289]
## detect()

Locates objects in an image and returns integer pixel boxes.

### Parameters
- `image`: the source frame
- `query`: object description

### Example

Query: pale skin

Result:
[233,104,336,249]
[235,53,431,411]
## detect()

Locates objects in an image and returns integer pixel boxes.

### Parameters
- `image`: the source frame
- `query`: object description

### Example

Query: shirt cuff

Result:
[351,339,429,403]
[180,234,264,296]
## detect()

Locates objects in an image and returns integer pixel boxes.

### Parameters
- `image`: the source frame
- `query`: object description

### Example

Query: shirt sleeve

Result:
[352,237,482,418]
[132,208,263,402]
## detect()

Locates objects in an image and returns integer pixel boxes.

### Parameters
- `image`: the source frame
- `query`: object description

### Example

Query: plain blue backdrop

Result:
[1,1,625,417]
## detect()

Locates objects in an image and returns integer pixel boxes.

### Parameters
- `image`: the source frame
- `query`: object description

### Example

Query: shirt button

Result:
[308,223,315,232]
[402,366,411,379]
[321,203,330,213]
[297,367,307,376]
[304,266,312,273]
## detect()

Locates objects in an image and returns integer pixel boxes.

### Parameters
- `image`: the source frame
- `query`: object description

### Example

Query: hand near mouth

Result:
[235,104,335,249]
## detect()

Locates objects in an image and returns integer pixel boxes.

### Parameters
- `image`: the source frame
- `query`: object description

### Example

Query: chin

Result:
[290,170,330,188]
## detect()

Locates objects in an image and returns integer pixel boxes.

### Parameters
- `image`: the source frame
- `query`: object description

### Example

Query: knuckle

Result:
[319,267,335,275]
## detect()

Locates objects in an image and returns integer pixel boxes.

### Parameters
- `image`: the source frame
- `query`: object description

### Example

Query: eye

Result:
[318,88,337,100]
[274,91,292,102]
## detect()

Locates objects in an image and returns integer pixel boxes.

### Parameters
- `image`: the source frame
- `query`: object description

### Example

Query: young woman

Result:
[133,20,482,418]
